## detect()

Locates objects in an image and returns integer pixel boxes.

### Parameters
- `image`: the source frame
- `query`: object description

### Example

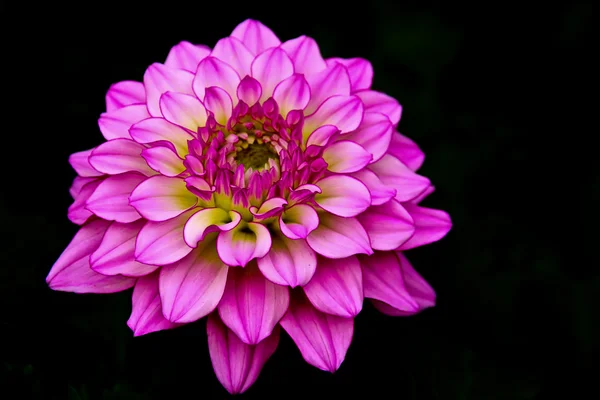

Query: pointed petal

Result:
[273,73,311,117]
[90,220,158,277]
[128,272,182,336]
[410,184,435,204]
[307,213,373,258]
[99,104,151,140]
[218,263,289,344]
[357,200,415,251]
[184,208,241,247]
[231,19,281,55]
[314,175,371,217]
[236,76,262,106]
[159,91,208,131]
[129,117,194,158]
[129,175,197,221]
[164,41,211,72]
[303,95,363,136]
[69,176,96,200]
[68,179,102,225]
[279,204,319,240]
[368,154,430,202]
[88,139,155,176]
[305,63,351,115]
[211,36,254,77]
[397,204,452,250]
[105,80,145,112]
[359,251,419,313]
[350,169,396,206]
[306,124,340,147]
[207,313,279,395]
[281,35,327,75]
[251,47,294,102]
[257,233,317,287]
[280,292,354,372]
[326,58,373,91]
[355,90,402,125]
[141,145,185,177]
[303,256,363,317]
[46,219,136,293]
[217,222,272,267]
[341,112,393,162]
[159,240,228,323]
[69,148,102,177]
[85,172,145,223]
[204,86,233,126]
[193,56,241,100]
[323,140,372,173]
[143,63,195,117]
[387,132,425,171]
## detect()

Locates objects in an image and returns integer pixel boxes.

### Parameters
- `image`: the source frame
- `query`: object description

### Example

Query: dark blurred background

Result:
[2,1,596,398]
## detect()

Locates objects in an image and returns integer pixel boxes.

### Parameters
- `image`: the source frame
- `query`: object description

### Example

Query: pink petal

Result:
[128,272,182,336]
[368,154,430,202]
[129,117,194,158]
[105,80,145,112]
[193,56,241,101]
[305,63,351,115]
[159,91,208,131]
[218,263,289,344]
[251,47,294,102]
[98,104,151,140]
[207,313,279,395]
[357,200,415,251]
[159,241,228,323]
[306,125,340,147]
[314,175,371,217]
[135,209,196,265]
[164,41,211,72]
[350,169,396,206]
[355,90,402,125]
[129,175,197,222]
[410,184,435,204]
[68,179,102,225]
[236,76,262,106]
[323,140,372,173]
[204,86,233,126]
[341,112,393,162]
[326,58,373,91]
[251,197,288,220]
[280,35,327,76]
[230,19,281,55]
[279,204,319,240]
[85,172,146,223]
[140,145,185,177]
[211,36,254,78]
[184,208,241,247]
[88,139,155,176]
[273,73,311,117]
[69,176,95,199]
[143,63,195,117]
[397,204,452,250]
[90,220,158,277]
[46,219,136,293]
[359,251,419,313]
[257,234,317,287]
[303,95,363,136]
[279,292,354,372]
[217,222,272,267]
[303,256,363,317]
[69,148,102,177]
[306,213,373,258]
[387,132,425,171]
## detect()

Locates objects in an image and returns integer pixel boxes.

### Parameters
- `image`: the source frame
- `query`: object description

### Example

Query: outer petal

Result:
[257,233,317,287]
[159,91,208,131]
[322,140,372,173]
[350,169,396,206]
[305,63,351,115]
[129,117,194,158]
[183,208,241,247]
[410,184,435,204]
[355,90,402,125]
[273,73,311,117]
[204,86,233,126]
[279,204,319,240]
[46,219,136,293]
[217,222,272,267]
[387,132,425,171]
[193,56,241,102]
[211,36,254,77]
[90,220,158,277]
[280,35,327,75]
[207,313,279,395]
[143,63,195,117]
[280,292,354,372]
[135,209,197,265]
[251,47,294,102]
[231,19,281,55]
[236,76,262,106]
[128,272,182,336]
[164,41,211,72]
[341,112,393,163]
[397,204,452,250]
[85,172,146,223]
[218,263,289,344]
[88,139,155,176]
[368,154,430,202]
[159,239,229,323]
[359,251,419,313]
[303,256,363,318]
[306,213,373,258]
[303,95,363,137]
[69,176,95,199]
[315,175,371,217]
[98,104,151,141]
[69,148,102,177]
[326,58,373,91]
[129,176,197,222]
[68,179,102,225]
[105,80,145,112]
[357,200,415,251]
[141,145,185,177]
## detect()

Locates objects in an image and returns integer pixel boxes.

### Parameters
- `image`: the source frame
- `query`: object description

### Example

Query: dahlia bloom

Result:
[47,19,452,394]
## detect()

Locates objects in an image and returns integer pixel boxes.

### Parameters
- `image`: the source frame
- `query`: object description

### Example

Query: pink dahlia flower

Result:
[47,19,452,394]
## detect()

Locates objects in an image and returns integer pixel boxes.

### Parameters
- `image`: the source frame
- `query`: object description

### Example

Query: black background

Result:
[2,1,597,399]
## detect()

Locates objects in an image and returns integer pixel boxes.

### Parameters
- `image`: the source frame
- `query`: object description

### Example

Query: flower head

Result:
[47,19,452,394]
